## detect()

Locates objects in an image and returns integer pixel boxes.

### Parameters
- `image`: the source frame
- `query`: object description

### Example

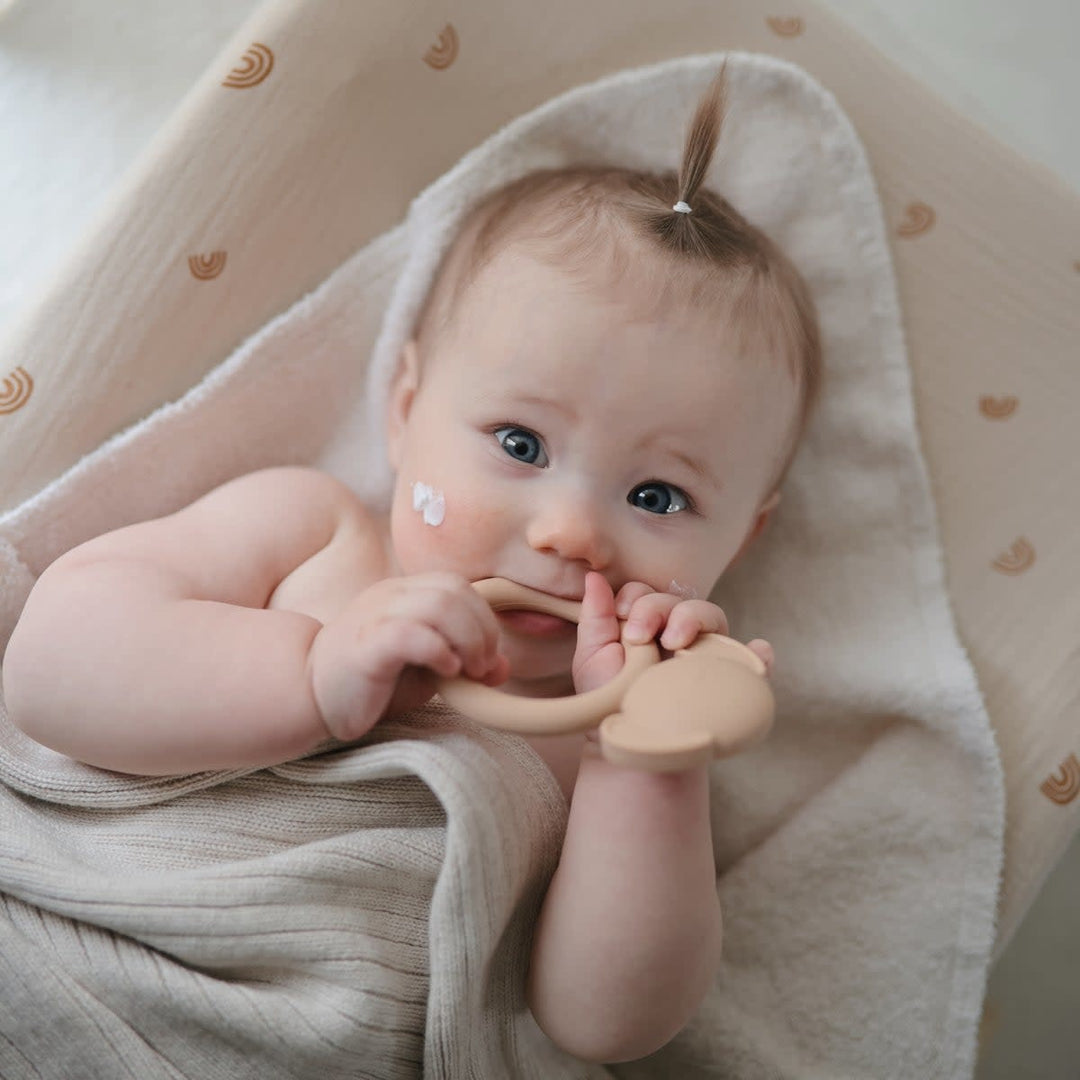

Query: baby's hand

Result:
[572,572,774,695]
[307,572,510,742]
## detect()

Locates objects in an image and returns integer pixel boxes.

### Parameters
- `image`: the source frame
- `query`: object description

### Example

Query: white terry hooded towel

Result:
[0,52,1003,1080]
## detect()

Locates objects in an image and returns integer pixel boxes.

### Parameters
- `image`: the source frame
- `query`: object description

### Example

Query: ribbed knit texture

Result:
[0,702,607,1079]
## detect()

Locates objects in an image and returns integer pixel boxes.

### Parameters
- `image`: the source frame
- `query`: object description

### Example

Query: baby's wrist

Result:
[578,735,709,787]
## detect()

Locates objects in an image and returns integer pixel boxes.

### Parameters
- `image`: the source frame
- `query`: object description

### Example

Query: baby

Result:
[2,73,820,1064]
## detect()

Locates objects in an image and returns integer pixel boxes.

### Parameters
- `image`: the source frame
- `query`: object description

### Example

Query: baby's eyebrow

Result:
[640,435,722,491]
[509,391,577,421]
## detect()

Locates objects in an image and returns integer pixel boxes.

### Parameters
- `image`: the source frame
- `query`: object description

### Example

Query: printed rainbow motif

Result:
[766,16,805,37]
[897,202,935,238]
[188,252,228,280]
[1041,754,1080,805]
[991,537,1035,575]
[423,24,459,70]
[0,367,33,414]
[979,395,1019,419]
[223,43,275,89]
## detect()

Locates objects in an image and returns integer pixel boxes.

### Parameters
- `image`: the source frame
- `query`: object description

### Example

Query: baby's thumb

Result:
[573,572,625,693]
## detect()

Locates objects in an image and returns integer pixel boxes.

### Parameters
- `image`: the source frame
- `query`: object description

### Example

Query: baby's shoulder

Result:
[217,465,369,518]
[251,467,391,621]
[199,465,382,545]
[51,466,383,614]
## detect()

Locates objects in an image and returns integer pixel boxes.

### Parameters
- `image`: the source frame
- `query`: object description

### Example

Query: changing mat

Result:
[0,52,1002,1079]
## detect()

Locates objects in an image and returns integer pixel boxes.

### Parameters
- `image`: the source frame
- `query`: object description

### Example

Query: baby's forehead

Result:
[440,228,733,346]
[448,240,783,382]
[420,205,803,425]
[422,197,677,340]
[452,268,791,414]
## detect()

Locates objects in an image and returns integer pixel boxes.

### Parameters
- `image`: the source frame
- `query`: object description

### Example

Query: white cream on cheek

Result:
[412,481,446,526]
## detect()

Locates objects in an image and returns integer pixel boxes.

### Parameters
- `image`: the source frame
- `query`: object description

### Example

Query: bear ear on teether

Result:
[598,635,775,772]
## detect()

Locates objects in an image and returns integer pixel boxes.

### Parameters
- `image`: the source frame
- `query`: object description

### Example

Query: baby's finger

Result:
[330,619,460,737]
[746,638,775,677]
[478,653,512,686]
[614,581,655,620]
[394,578,499,679]
[572,572,629,692]
[445,576,506,660]
[659,600,730,651]
[622,591,681,645]
[365,619,463,681]
[575,572,621,665]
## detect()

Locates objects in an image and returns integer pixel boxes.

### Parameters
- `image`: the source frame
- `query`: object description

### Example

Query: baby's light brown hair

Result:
[416,69,822,495]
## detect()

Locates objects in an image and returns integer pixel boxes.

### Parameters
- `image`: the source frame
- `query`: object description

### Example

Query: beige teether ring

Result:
[438,578,661,736]
[438,578,775,771]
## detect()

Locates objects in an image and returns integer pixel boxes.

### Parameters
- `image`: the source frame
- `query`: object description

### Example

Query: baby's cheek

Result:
[452,487,511,533]
[437,493,511,567]
[391,483,508,579]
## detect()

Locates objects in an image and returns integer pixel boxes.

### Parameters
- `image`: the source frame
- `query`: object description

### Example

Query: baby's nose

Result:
[526,492,613,569]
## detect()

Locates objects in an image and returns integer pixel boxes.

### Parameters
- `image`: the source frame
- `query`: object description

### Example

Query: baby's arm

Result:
[3,467,506,775]
[527,574,734,1063]
[2,468,363,773]
[527,748,721,1063]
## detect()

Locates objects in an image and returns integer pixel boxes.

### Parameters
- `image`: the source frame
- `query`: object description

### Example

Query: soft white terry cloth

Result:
[0,53,1003,1079]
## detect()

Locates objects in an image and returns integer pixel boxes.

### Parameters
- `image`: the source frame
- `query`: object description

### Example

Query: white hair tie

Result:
[672,200,692,214]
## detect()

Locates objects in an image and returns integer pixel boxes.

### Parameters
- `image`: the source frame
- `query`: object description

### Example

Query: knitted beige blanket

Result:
[0,703,601,1079]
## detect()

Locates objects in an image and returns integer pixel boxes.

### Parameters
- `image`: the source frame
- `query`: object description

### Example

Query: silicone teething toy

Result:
[438,578,775,771]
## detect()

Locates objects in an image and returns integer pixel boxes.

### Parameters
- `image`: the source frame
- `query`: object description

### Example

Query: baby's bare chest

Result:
[266,510,391,626]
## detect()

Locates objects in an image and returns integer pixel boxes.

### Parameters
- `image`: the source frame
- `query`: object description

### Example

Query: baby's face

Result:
[386,244,798,691]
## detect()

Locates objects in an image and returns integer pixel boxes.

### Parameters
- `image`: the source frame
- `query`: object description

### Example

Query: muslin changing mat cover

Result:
[0,53,1003,1080]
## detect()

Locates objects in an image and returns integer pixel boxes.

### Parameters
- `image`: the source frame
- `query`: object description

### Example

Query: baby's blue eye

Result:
[629,482,690,515]
[494,426,548,467]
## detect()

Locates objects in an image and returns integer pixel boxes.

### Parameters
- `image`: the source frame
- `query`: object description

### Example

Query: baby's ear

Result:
[758,489,781,517]
[385,340,422,470]
[747,489,781,543]
[729,490,781,568]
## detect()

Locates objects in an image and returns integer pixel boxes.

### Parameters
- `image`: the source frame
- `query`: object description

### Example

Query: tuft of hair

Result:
[642,67,729,257]
[681,69,725,205]
[414,65,823,494]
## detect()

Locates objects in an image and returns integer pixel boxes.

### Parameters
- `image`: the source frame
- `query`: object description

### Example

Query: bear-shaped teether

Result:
[598,635,774,771]
[437,578,775,771]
